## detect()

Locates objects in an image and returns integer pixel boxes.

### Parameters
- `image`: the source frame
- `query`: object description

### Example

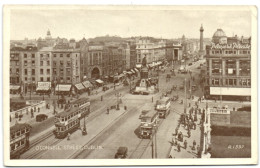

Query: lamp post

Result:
[184,78,187,113]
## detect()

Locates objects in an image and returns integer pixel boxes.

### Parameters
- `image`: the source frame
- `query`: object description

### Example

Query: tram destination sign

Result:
[211,42,251,50]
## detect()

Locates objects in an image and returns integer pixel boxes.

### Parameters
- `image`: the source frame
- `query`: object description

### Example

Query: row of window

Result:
[56,119,79,132]
[10,128,29,140]
[23,53,35,58]
[10,139,26,151]
[209,50,251,55]
[209,78,251,87]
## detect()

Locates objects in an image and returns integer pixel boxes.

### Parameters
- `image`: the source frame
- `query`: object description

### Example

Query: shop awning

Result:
[123,71,127,74]
[82,81,93,88]
[127,71,133,75]
[134,68,139,72]
[36,82,51,91]
[89,79,97,85]
[131,69,135,73]
[118,74,125,78]
[55,84,72,92]
[74,83,85,90]
[10,85,20,90]
[96,79,104,84]
[136,64,142,68]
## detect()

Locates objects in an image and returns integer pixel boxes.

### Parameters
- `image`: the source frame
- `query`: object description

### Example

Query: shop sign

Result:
[211,43,251,50]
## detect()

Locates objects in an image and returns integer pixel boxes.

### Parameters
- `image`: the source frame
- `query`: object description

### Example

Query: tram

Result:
[53,98,90,139]
[156,97,171,119]
[10,123,32,159]
[139,105,158,139]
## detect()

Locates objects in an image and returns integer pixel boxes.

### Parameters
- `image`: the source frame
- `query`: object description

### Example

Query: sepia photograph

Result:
[3,5,257,166]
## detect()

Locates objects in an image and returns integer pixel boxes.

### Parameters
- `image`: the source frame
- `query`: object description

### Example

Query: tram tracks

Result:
[128,118,165,159]
[21,88,128,159]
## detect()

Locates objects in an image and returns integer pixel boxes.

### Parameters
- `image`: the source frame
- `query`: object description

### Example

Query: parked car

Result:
[102,86,109,91]
[36,114,48,122]
[115,147,128,159]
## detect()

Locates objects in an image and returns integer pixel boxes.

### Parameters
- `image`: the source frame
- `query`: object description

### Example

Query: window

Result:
[53,68,57,75]
[24,54,27,58]
[16,62,19,66]
[40,61,43,66]
[54,54,56,57]
[32,77,35,81]
[47,77,50,81]
[40,54,43,58]
[67,61,71,66]
[40,69,43,75]
[47,54,49,58]
[40,77,43,81]
[67,54,70,58]
[47,61,50,66]
[24,77,27,81]
[24,69,27,75]
[225,60,236,75]
[32,60,35,66]
[16,69,19,73]
[60,61,64,66]
[32,69,35,75]
[24,61,27,66]
[67,68,71,74]
[47,69,50,74]
[67,77,71,81]
[60,54,63,57]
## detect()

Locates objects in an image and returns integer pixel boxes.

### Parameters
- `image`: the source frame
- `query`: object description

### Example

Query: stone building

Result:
[204,28,251,101]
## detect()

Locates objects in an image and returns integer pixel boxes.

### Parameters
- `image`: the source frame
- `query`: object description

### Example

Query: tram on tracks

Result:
[10,123,32,159]
[156,97,171,119]
[53,98,90,139]
[139,104,158,139]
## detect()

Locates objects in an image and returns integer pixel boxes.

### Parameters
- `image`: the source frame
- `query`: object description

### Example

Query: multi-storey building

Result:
[136,37,166,67]
[204,29,251,101]
[129,44,137,69]
[20,46,38,93]
[165,41,183,64]
[52,48,81,85]
[10,48,22,85]
[38,47,52,83]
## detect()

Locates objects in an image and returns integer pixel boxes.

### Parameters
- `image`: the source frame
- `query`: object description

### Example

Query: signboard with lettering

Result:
[211,42,251,50]
[37,82,51,88]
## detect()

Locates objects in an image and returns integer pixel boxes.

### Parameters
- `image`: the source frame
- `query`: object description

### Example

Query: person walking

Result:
[101,96,103,101]
[107,107,110,114]
[187,129,191,138]
[184,140,187,149]
[177,143,181,152]
[175,127,178,136]
[67,133,71,140]
[192,140,196,150]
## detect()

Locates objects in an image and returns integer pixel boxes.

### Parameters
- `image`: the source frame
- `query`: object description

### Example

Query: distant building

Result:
[204,28,251,101]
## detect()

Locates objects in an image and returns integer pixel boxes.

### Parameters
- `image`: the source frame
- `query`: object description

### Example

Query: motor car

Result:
[36,114,48,122]
[115,147,128,159]
[188,63,193,66]
[102,86,109,91]
[115,83,120,86]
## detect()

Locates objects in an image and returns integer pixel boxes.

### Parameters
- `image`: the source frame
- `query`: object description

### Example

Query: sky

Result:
[10,7,252,40]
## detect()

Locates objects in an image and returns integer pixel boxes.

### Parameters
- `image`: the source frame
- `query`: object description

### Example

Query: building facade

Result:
[204,29,251,101]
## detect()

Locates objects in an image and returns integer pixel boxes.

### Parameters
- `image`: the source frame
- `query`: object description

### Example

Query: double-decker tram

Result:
[156,97,171,119]
[139,105,158,139]
[10,123,32,159]
[53,98,90,139]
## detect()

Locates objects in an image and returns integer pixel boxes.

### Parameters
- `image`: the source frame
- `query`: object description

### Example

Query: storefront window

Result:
[225,60,236,75]
[239,60,250,76]
[211,59,222,74]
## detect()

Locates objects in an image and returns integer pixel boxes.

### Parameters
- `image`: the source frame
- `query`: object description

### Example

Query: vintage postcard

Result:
[3,5,257,166]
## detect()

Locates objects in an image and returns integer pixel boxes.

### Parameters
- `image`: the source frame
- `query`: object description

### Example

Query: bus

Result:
[139,105,158,139]
[53,98,90,139]
[10,123,32,159]
[156,97,171,119]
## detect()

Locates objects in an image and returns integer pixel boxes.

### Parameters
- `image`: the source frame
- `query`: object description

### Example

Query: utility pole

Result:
[151,137,154,158]
[184,78,187,113]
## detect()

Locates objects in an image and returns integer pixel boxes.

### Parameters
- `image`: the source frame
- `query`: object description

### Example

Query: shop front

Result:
[74,83,86,94]
[55,84,72,96]
[36,82,51,95]
[10,85,21,94]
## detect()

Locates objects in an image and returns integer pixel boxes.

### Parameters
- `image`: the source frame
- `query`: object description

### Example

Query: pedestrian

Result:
[124,105,127,111]
[175,137,178,146]
[152,96,153,102]
[177,143,181,152]
[101,96,103,101]
[187,129,191,138]
[192,140,196,150]
[34,106,36,112]
[184,140,187,149]
[38,107,40,113]
[67,133,70,140]
[96,91,98,95]
[175,127,178,136]
[193,122,196,130]
[107,107,109,114]
[31,109,34,118]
